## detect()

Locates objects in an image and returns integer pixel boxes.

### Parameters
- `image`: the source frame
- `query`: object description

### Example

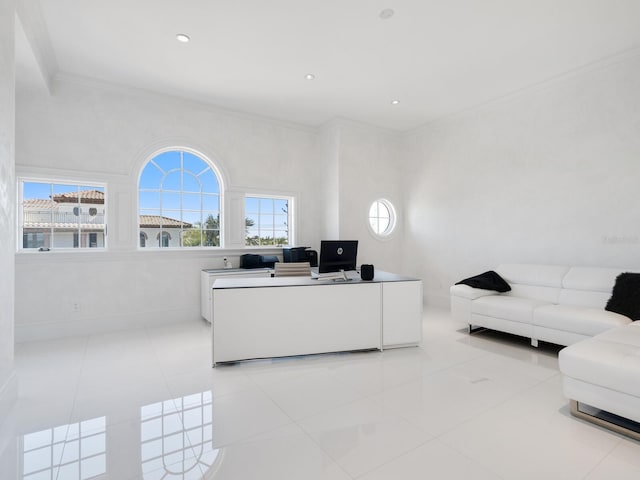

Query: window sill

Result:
[15,246,285,264]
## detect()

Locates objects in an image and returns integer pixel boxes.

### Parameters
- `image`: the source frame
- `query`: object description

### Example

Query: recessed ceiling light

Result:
[305,73,316,80]
[176,33,190,43]
[391,99,400,105]
[379,8,395,19]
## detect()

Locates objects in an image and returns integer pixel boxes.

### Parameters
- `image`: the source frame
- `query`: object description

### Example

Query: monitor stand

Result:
[315,269,353,282]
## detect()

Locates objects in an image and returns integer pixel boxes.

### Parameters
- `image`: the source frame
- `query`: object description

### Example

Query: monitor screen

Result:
[318,240,358,274]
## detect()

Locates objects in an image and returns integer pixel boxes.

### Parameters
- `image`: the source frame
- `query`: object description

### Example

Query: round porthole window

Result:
[368,199,396,238]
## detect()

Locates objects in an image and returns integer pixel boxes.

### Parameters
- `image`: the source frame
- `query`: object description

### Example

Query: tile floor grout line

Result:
[580,436,625,479]
[143,322,212,478]
[236,362,356,478]
[145,332,207,478]
[51,333,90,480]
[428,372,563,441]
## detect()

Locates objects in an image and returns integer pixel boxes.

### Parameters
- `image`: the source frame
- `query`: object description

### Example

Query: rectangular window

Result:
[19,180,107,251]
[245,195,292,247]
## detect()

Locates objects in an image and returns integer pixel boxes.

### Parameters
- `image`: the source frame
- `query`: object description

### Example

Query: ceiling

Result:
[15,0,640,131]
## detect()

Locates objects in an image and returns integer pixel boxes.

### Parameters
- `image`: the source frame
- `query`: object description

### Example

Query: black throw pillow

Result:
[455,270,511,292]
[605,272,640,320]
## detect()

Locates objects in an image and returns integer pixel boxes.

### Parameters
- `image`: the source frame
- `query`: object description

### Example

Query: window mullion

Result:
[272,198,276,245]
[259,199,262,246]
[76,185,81,249]
[180,151,184,247]
[49,183,54,248]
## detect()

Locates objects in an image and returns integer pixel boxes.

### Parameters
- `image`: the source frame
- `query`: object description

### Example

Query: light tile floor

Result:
[2,307,640,479]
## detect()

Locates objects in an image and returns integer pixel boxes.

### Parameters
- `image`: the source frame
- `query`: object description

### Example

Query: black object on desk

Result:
[283,247,318,267]
[240,254,279,269]
[361,264,375,281]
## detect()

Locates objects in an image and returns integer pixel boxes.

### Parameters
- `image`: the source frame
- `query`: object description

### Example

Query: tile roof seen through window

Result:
[139,215,192,228]
[52,190,105,204]
[23,199,58,210]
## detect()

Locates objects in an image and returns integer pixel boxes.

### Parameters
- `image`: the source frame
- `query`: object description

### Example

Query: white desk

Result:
[211,271,422,366]
[200,268,271,322]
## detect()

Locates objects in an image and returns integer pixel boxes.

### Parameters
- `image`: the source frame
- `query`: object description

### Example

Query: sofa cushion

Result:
[473,295,548,324]
[496,264,567,303]
[559,323,640,398]
[496,264,569,288]
[507,284,562,304]
[596,321,640,346]
[562,267,625,292]
[558,289,612,309]
[559,267,626,309]
[605,273,640,320]
[534,304,630,337]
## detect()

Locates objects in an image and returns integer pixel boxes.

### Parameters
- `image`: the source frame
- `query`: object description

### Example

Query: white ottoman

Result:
[559,322,640,439]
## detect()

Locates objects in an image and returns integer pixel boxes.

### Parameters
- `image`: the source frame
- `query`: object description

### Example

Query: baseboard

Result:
[423,290,450,309]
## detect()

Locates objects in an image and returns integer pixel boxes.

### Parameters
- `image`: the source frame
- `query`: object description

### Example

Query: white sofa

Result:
[559,322,640,436]
[450,264,634,347]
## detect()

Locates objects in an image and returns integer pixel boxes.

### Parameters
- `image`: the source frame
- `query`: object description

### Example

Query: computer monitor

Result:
[318,240,358,274]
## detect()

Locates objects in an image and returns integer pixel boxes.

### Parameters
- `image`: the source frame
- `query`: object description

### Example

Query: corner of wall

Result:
[0,0,17,433]
[0,372,18,427]
[0,371,18,479]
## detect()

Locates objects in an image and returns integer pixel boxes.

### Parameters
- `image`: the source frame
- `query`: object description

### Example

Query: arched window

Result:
[139,232,147,247]
[138,149,221,248]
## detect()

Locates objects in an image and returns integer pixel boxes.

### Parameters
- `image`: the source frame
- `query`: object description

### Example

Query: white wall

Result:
[317,122,340,240]
[0,0,18,466]
[333,120,405,273]
[14,75,328,341]
[402,55,640,307]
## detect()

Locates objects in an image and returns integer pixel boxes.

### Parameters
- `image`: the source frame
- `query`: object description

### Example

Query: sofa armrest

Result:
[450,284,502,300]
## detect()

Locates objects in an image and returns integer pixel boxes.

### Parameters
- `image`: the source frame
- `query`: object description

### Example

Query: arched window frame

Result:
[137,147,225,249]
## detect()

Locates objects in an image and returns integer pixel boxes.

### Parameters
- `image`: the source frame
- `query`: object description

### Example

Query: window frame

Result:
[367,198,397,240]
[244,193,295,248]
[137,147,225,250]
[17,177,108,253]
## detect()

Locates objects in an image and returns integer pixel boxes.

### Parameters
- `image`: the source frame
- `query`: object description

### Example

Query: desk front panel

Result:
[212,282,381,364]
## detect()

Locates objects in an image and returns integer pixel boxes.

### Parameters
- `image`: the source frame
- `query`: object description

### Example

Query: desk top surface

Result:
[202,268,271,274]
[212,270,420,289]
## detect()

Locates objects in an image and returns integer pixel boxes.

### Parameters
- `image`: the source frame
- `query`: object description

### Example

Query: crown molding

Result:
[51,73,402,139]
[15,0,58,93]
[319,116,400,138]
[15,163,128,182]
[53,71,321,135]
